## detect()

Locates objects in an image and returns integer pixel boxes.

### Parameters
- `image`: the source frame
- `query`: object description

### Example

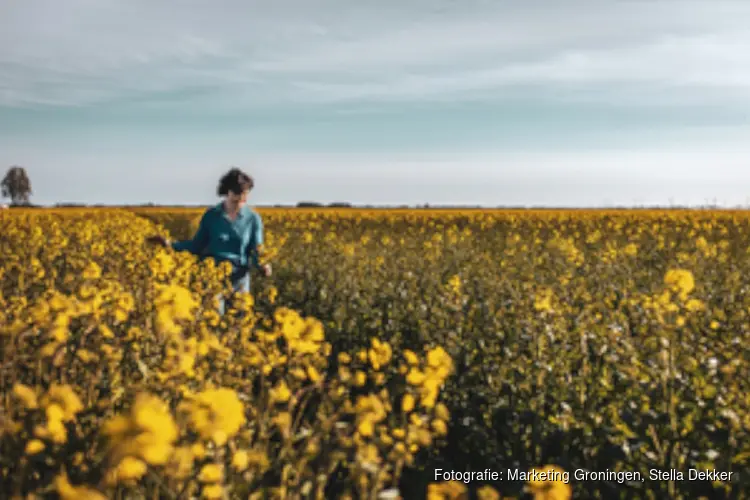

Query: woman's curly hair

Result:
[217,167,254,196]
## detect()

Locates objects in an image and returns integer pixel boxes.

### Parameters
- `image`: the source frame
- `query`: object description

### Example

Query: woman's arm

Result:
[172,211,210,255]
[246,212,264,270]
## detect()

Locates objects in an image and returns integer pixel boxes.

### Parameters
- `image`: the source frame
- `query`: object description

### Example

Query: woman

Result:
[147,167,271,314]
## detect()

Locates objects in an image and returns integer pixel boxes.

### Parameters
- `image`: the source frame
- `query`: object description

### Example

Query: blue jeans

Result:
[217,268,250,316]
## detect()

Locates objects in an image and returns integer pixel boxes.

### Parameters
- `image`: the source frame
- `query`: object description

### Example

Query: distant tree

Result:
[297,201,323,208]
[1,166,32,205]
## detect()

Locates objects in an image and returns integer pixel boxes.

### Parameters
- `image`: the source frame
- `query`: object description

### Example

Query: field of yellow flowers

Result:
[1,207,748,499]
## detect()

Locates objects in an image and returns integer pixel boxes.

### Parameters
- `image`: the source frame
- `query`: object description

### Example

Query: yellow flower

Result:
[12,383,38,409]
[110,457,148,482]
[34,402,72,444]
[180,388,246,446]
[25,439,45,455]
[403,350,419,365]
[622,242,638,256]
[306,441,320,456]
[534,288,554,312]
[198,464,223,483]
[98,324,114,339]
[427,481,468,500]
[149,250,175,276]
[275,308,326,354]
[664,268,695,300]
[232,450,250,471]
[153,284,199,336]
[47,310,73,343]
[527,465,571,500]
[202,484,224,499]
[55,473,107,500]
[307,365,322,382]
[167,447,194,479]
[407,369,426,385]
[82,261,102,280]
[368,338,392,370]
[270,380,292,404]
[426,347,453,379]
[114,293,135,322]
[447,274,462,295]
[274,412,292,435]
[356,443,381,468]
[403,347,454,409]
[358,420,375,437]
[76,349,97,363]
[355,394,387,438]
[432,419,448,436]
[685,298,704,312]
[402,394,415,413]
[103,393,177,467]
[435,403,450,421]
[268,285,278,304]
[192,442,207,458]
[235,449,269,472]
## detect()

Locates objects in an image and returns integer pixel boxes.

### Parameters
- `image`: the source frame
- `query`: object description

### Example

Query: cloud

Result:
[4,1,750,207]
[2,1,750,108]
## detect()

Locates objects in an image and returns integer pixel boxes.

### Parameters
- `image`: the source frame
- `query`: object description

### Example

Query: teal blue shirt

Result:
[171,203,264,271]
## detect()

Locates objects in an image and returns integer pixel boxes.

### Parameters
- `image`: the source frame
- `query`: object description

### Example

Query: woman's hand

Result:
[260,263,272,277]
[146,235,171,247]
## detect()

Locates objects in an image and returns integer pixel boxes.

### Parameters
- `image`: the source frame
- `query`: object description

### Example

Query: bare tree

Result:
[1,166,33,205]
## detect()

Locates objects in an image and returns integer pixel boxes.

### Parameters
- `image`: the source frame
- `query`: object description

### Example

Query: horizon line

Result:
[5,202,750,211]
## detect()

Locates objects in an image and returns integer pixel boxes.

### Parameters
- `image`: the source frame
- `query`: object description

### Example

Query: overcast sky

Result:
[2,0,750,206]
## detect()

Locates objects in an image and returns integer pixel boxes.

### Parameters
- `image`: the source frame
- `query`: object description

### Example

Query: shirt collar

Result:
[217,202,249,220]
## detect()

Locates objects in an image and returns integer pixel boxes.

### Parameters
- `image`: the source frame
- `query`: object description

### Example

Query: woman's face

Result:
[226,188,249,210]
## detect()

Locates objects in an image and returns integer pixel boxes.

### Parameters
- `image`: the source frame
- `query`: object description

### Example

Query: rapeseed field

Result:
[1,207,747,499]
